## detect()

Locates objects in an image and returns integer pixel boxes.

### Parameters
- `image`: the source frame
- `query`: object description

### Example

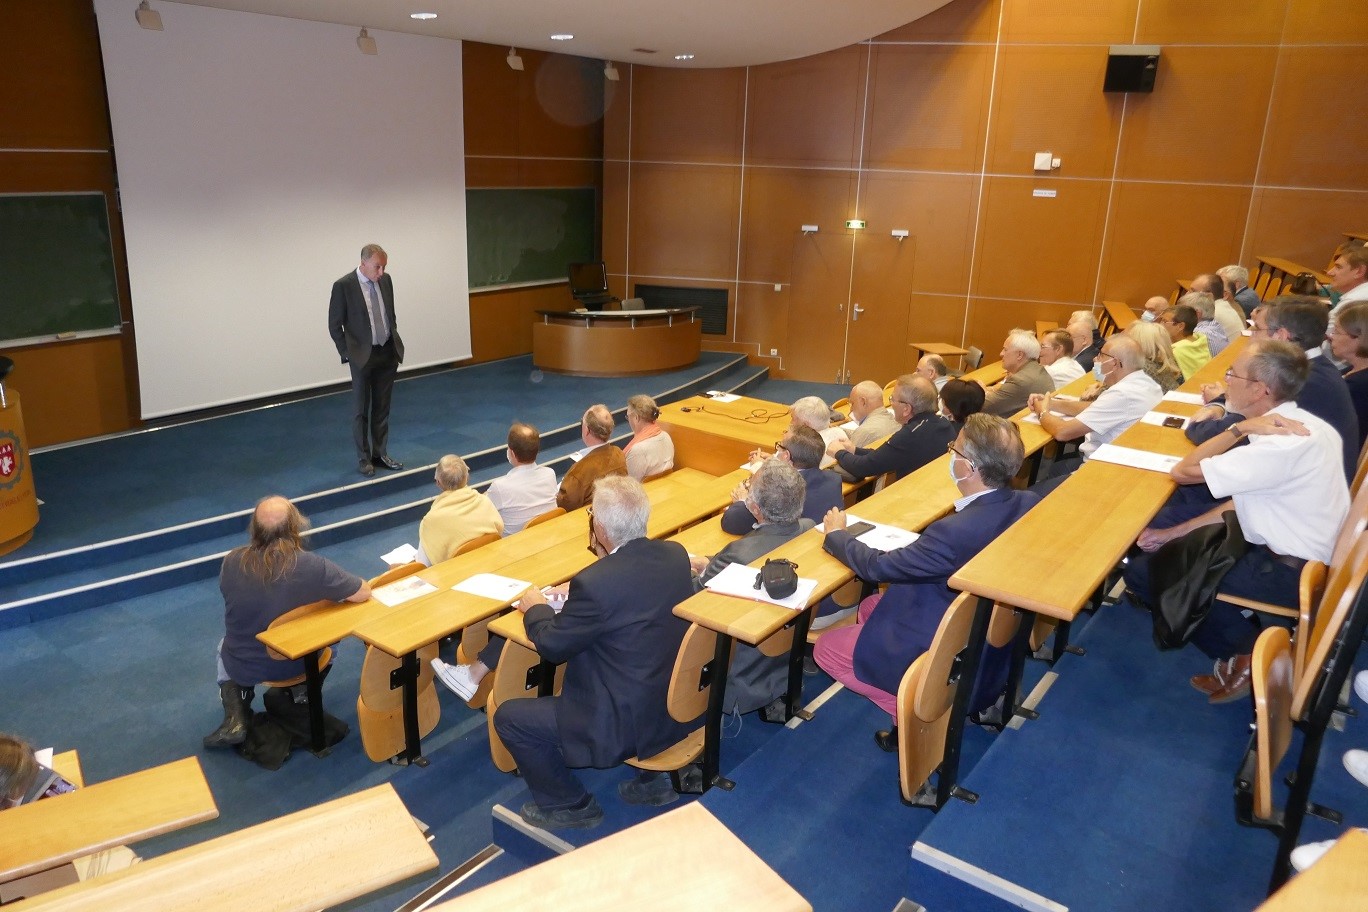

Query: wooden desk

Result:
[909,341,969,366]
[1256,828,1368,911]
[961,361,1007,388]
[19,784,437,912]
[659,395,791,475]
[532,307,701,377]
[1100,300,1137,335]
[433,803,808,911]
[0,757,217,884]
[49,751,84,789]
[1253,256,1330,301]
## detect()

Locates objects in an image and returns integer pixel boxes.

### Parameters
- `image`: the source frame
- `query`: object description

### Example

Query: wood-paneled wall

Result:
[603,0,1368,381]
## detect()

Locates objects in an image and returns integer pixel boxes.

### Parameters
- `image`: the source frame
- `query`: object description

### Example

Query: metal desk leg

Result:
[1026,449,1045,486]
[784,610,814,722]
[700,633,736,793]
[393,650,428,767]
[934,595,993,809]
[1001,611,1039,725]
[303,649,329,757]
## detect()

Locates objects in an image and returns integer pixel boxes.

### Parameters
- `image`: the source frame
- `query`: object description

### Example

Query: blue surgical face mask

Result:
[1093,360,1107,382]
[1141,311,1157,322]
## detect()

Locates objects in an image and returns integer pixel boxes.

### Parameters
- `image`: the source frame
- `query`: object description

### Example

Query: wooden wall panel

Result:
[463,45,604,161]
[739,169,856,284]
[1259,48,1368,191]
[1135,0,1288,45]
[965,297,1083,358]
[745,47,868,169]
[736,282,790,364]
[469,285,576,365]
[858,172,979,295]
[1282,0,1368,43]
[863,44,994,173]
[974,177,1110,304]
[987,47,1124,178]
[998,0,1137,45]
[877,0,1001,43]
[906,293,972,363]
[463,158,600,188]
[7,337,135,448]
[630,67,746,164]
[602,161,629,274]
[0,2,109,149]
[1116,47,1277,185]
[1243,189,1368,271]
[603,65,631,160]
[627,164,741,278]
[1098,182,1251,305]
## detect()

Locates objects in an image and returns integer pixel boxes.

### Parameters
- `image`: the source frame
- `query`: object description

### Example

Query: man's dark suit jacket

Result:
[523,536,695,768]
[823,487,1039,710]
[328,270,404,367]
[1186,354,1359,480]
[1074,342,1100,373]
[833,412,956,482]
[719,466,843,535]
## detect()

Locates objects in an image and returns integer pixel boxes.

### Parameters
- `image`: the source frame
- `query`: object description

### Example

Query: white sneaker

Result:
[810,605,857,632]
[1344,749,1368,788]
[1354,669,1368,705]
[430,658,479,701]
[1289,838,1337,873]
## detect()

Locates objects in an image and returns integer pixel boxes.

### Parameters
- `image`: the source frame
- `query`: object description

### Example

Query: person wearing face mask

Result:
[1140,295,1168,324]
[811,414,1039,751]
[1026,335,1164,492]
[484,423,558,536]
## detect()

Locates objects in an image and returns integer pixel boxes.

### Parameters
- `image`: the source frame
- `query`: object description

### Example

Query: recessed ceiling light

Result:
[410,12,436,19]
[550,34,573,41]
[674,54,695,60]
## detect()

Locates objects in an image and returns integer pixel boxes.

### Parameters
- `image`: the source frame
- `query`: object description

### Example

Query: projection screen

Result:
[94,0,470,418]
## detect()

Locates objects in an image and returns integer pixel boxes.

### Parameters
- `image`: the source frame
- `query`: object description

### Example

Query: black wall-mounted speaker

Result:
[1104,45,1160,93]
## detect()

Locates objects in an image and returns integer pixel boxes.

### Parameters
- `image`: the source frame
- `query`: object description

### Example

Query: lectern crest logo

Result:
[0,434,21,491]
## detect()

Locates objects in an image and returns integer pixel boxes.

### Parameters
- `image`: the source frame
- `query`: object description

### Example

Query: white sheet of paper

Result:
[741,457,765,473]
[454,573,533,602]
[856,524,920,552]
[705,391,741,403]
[1140,410,1191,430]
[702,561,819,611]
[1088,444,1182,474]
[1162,391,1205,405]
[840,419,858,431]
[372,575,439,607]
[35,747,54,767]
[381,542,420,566]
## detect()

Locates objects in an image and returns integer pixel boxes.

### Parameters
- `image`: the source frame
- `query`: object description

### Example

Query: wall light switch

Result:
[1051,157,1061,169]
[1033,152,1053,171]
[774,283,782,292]
[770,348,778,356]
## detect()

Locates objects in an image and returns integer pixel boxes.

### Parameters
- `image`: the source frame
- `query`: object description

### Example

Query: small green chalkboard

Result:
[466,187,597,289]
[0,193,121,345]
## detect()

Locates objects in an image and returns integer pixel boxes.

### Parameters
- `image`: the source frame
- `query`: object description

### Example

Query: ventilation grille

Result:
[633,284,728,335]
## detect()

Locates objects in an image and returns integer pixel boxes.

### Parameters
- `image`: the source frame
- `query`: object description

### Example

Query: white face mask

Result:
[1093,359,1107,382]
[1141,311,1157,322]
[948,453,969,485]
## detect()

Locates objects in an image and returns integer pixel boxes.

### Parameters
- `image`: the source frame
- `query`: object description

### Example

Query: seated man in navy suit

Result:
[813,414,1039,751]
[721,425,841,534]
[493,476,696,830]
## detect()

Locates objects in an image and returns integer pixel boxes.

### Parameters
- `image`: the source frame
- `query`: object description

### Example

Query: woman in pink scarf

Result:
[623,394,675,480]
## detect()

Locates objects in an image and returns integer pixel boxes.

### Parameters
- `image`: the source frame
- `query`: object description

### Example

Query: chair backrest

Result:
[830,397,851,417]
[619,297,646,310]
[1353,435,1368,497]
[985,603,1022,649]
[1331,476,1368,567]
[1292,534,1368,720]
[1251,626,1295,822]
[896,592,976,802]
[369,561,425,589]
[1293,560,1327,684]
[666,623,728,725]
[454,531,502,556]
[523,506,566,529]
[965,346,984,370]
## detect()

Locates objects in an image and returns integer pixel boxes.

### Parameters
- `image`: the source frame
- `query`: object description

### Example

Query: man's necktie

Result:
[367,279,389,345]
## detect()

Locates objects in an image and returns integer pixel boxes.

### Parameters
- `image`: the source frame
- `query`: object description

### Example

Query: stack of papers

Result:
[1162,390,1206,406]
[702,562,818,611]
[705,391,741,403]
[380,543,421,566]
[454,573,533,602]
[1088,444,1182,474]
[817,514,920,551]
[373,575,439,607]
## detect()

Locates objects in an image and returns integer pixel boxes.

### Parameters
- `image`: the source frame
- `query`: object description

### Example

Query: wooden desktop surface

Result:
[909,342,969,358]
[1102,299,1138,332]
[433,803,809,911]
[1256,828,1368,911]
[659,395,791,475]
[0,757,217,883]
[18,784,437,912]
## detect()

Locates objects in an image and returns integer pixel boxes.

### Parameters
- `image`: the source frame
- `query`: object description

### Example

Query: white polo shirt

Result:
[1045,356,1085,388]
[1200,402,1348,563]
[1079,370,1164,459]
[486,463,559,535]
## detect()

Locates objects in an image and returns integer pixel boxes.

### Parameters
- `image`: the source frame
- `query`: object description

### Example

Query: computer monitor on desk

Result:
[567,261,618,311]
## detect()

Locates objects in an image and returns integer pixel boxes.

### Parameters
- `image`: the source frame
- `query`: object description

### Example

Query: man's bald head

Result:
[1190,273,1224,299]
[850,380,885,420]
[1100,334,1144,373]
[582,404,613,443]
[255,495,292,532]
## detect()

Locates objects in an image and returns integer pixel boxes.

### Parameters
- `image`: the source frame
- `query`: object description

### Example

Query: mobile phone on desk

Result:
[1162,416,1186,429]
[844,521,876,537]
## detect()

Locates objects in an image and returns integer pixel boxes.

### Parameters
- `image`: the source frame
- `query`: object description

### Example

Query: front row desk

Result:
[531,306,702,377]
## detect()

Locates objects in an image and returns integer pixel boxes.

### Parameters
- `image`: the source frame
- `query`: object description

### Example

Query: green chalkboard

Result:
[0,193,121,344]
[466,187,597,289]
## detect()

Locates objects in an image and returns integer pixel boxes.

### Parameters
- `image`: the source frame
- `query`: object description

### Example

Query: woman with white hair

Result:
[622,394,675,480]
[418,454,504,564]
[790,396,848,466]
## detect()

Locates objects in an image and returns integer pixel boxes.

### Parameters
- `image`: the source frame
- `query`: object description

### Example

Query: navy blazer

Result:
[523,536,695,768]
[328,270,404,368]
[823,487,1039,703]
[720,466,843,535]
[833,412,956,482]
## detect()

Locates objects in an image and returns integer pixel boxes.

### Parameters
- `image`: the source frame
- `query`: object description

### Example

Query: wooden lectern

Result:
[0,372,39,556]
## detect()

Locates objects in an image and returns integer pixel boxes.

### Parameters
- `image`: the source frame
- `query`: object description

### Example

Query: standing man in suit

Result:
[329,244,404,477]
[494,476,696,828]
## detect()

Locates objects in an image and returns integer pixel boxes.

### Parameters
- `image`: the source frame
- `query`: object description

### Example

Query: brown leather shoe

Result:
[1191,655,1238,696]
[1208,654,1252,704]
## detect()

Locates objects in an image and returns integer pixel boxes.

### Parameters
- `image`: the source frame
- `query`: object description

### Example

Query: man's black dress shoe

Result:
[373,455,403,471]
[874,726,899,753]
[358,459,375,477]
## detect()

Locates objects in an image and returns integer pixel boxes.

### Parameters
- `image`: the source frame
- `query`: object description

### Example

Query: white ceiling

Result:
[158,0,950,69]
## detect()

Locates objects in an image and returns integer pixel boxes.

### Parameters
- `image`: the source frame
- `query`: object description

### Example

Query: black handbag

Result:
[1149,510,1247,650]
[756,558,799,600]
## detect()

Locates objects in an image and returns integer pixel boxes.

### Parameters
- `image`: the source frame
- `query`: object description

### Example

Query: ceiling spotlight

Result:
[357,27,377,55]
[135,1,162,31]
[674,53,694,61]
[506,47,524,71]
[550,34,573,41]
[604,61,620,81]
[410,12,437,20]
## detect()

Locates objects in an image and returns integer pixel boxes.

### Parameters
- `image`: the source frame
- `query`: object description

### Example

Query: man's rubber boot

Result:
[203,683,254,748]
